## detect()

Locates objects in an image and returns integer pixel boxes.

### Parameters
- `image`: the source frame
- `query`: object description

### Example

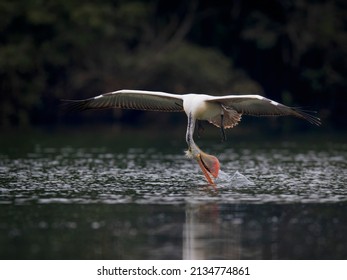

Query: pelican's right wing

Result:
[208,95,321,126]
[63,90,184,112]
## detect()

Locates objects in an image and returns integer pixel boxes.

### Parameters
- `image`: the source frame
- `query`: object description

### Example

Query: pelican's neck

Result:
[186,113,195,145]
[186,113,200,157]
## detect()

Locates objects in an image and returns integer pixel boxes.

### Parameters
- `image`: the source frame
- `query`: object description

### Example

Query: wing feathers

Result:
[63,90,320,126]
[63,90,184,112]
[208,107,242,129]
[208,95,321,126]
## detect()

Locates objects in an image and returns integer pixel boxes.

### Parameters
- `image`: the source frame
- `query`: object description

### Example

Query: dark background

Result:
[1,0,346,130]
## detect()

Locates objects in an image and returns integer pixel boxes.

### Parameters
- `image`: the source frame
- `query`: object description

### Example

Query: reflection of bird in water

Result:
[64,90,320,185]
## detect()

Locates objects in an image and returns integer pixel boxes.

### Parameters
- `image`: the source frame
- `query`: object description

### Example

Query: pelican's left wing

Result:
[208,95,321,126]
[63,90,184,112]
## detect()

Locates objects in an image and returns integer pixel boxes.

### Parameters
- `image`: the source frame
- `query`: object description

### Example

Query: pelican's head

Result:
[197,151,220,182]
[185,144,220,185]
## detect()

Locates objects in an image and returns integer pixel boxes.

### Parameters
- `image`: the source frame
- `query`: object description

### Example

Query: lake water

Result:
[0,129,346,259]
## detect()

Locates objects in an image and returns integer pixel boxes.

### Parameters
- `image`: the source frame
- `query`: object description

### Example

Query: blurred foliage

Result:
[0,0,346,128]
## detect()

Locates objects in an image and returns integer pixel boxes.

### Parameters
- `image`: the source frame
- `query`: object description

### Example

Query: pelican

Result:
[64,89,320,185]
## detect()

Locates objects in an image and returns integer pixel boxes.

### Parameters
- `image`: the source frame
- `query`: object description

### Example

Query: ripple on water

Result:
[0,143,346,205]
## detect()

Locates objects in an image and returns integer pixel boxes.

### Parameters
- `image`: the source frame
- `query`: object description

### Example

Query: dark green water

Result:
[0,130,346,259]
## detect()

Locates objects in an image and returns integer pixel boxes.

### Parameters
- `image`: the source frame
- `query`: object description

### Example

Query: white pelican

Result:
[64,89,320,185]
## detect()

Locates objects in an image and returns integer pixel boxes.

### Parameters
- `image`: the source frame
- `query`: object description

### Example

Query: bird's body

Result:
[183,94,221,120]
[64,89,320,185]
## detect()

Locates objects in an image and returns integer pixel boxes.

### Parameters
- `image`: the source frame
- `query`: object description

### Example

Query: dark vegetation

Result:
[1,0,346,129]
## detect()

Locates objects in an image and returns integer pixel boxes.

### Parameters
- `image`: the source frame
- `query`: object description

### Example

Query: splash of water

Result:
[216,170,255,188]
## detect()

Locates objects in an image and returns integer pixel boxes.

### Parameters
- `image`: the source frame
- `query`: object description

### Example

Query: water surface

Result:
[0,130,346,259]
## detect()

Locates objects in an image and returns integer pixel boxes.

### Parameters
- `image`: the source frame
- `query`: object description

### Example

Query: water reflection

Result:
[1,202,347,259]
[183,202,347,259]
[184,203,242,259]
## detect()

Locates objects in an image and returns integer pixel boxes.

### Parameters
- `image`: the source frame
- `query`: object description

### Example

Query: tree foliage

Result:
[0,0,346,127]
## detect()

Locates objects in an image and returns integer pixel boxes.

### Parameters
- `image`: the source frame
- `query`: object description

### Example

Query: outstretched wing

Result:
[63,89,184,112]
[207,95,321,126]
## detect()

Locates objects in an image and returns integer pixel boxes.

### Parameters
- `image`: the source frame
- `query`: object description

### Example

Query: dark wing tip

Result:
[292,108,321,126]
[60,99,93,112]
